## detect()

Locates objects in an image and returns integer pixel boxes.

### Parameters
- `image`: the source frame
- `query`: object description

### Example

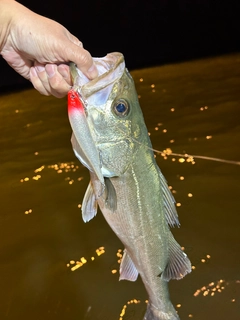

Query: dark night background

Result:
[0,0,240,90]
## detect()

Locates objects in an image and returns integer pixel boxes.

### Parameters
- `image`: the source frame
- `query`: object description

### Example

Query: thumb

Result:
[64,40,98,79]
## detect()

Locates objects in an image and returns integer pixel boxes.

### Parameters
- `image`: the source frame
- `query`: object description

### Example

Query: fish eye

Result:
[112,99,130,117]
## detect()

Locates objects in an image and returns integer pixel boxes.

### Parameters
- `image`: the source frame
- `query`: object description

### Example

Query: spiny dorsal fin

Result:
[82,181,98,222]
[104,177,117,212]
[119,249,139,282]
[161,233,191,281]
[158,169,180,228]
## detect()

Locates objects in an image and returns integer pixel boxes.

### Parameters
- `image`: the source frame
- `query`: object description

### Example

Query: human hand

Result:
[0,0,98,98]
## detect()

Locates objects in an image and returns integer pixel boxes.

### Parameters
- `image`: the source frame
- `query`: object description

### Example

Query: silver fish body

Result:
[68,53,191,320]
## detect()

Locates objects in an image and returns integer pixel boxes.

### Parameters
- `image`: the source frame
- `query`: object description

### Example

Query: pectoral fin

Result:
[119,249,138,281]
[82,181,98,223]
[104,178,117,212]
[161,233,191,281]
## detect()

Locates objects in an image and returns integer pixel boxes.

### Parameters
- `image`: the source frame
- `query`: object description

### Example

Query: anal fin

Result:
[161,233,191,281]
[119,249,138,282]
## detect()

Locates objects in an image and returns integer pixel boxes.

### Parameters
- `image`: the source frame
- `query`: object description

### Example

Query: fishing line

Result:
[116,125,240,166]
[151,148,240,166]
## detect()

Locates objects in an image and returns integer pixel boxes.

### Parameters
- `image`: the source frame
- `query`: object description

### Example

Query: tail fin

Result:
[144,303,180,320]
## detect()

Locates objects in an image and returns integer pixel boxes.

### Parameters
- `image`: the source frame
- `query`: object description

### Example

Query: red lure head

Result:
[68,89,85,114]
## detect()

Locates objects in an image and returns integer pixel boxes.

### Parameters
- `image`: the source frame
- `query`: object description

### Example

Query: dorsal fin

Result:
[119,249,139,282]
[161,233,191,281]
[158,169,180,227]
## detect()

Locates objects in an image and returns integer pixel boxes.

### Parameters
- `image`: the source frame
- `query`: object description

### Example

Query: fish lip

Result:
[71,52,125,100]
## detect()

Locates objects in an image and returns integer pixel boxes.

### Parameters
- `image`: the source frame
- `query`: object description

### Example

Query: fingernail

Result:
[87,64,98,79]
[36,65,45,73]
[46,65,56,78]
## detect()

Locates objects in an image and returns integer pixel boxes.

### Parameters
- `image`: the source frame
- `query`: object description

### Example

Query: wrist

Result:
[0,0,16,52]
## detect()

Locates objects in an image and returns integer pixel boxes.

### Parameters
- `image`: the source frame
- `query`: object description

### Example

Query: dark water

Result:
[0,54,240,320]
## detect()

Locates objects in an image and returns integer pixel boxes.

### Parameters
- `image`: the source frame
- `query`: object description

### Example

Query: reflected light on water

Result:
[191,254,211,271]
[24,209,32,215]
[118,297,196,319]
[20,162,84,185]
[192,279,240,298]
[111,269,118,274]
[179,158,186,163]
[200,106,209,111]
[152,146,239,166]
[32,175,41,180]
[48,162,79,173]
[119,298,142,320]
[146,107,240,164]
[35,165,45,173]
[66,246,105,272]
[116,249,123,264]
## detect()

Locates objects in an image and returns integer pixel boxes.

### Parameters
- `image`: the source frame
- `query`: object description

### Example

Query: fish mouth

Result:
[68,52,126,186]
[70,52,125,99]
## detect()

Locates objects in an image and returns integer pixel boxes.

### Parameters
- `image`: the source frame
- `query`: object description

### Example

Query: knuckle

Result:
[71,48,92,70]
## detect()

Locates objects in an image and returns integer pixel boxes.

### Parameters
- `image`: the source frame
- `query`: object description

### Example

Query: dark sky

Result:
[1,0,240,89]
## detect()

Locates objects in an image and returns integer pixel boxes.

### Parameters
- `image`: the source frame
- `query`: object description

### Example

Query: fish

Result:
[67,52,191,320]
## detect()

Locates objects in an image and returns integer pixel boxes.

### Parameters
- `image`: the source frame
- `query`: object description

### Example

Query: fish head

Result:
[69,52,148,178]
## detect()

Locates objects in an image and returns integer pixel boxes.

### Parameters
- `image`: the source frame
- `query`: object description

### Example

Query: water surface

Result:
[0,54,240,320]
